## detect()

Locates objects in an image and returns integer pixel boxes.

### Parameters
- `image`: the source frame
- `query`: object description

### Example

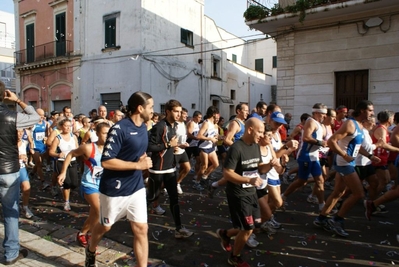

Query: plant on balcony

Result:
[243,5,269,22]
[244,0,349,24]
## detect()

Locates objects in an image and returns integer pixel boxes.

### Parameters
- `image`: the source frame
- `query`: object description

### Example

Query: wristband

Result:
[316,140,323,146]
[16,99,21,104]
[283,145,289,150]
[367,154,373,159]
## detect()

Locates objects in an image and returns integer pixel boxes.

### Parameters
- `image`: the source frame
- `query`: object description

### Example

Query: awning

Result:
[210,94,233,104]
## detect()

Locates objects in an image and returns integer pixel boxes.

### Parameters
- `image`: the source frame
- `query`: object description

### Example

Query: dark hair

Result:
[165,99,182,111]
[182,107,188,113]
[326,108,335,117]
[193,110,202,117]
[0,81,5,101]
[205,106,219,118]
[96,122,111,132]
[377,110,390,123]
[394,112,399,124]
[126,91,152,114]
[300,113,311,122]
[58,118,71,127]
[312,103,327,110]
[152,113,159,119]
[235,103,248,114]
[63,106,71,112]
[352,100,373,117]
[266,104,279,115]
[256,101,267,109]
[264,123,273,132]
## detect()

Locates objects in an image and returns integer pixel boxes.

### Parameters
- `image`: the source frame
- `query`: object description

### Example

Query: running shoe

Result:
[324,181,334,190]
[227,254,250,267]
[45,165,52,172]
[260,221,277,234]
[216,228,232,252]
[41,182,50,190]
[364,200,374,220]
[77,232,88,247]
[192,182,204,191]
[175,227,194,239]
[313,216,332,232]
[64,201,71,211]
[307,195,318,204]
[24,207,34,219]
[269,215,282,229]
[372,204,388,214]
[152,205,166,215]
[208,183,217,198]
[85,246,96,267]
[328,218,349,237]
[177,183,183,195]
[245,233,259,248]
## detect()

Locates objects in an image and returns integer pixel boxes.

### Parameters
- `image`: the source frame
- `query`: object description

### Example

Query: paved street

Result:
[13,161,399,267]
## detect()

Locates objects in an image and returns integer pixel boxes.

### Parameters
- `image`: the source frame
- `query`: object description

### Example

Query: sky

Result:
[0,0,274,39]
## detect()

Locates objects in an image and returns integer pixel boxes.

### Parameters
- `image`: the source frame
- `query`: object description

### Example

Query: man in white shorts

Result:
[85,91,154,267]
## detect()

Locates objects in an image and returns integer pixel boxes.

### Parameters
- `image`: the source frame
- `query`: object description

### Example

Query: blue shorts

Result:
[297,160,322,180]
[334,165,356,176]
[80,185,100,199]
[267,178,281,187]
[200,147,216,154]
[34,146,47,154]
[19,167,29,183]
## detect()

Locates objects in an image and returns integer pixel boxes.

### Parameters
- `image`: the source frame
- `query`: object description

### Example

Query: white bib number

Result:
[352,144,361,158]
[242,170,259,188]
[35,132,45,141]
[92,166,103,179]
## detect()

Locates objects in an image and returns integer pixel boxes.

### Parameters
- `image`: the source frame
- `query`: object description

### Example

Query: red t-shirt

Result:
[372,125,390,166]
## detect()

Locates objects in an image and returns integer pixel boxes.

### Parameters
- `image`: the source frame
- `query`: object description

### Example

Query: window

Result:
[255,58,263,73]
[272,56,277,68]
[26,23,35,63]
[212,54,221,78]
[335,70,368,109]
[181,28,193,47]
[101,92,121,112]
[160,104,166,115]
[103,12,120,50]
[271,85,277,104]
[55,12,66,56]
[232,54,237,63]
[191,103,196,109]
[230,90,236,100]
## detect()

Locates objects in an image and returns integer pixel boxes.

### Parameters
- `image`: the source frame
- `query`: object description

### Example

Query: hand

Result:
[138,153,153,170]
[169,136,178,148]
[370,155,381,164]
[57,173,66,186]
[270,158,279,167]
[281,154,289,165]
[286,140,299,150]
[179,142,189,149]
[3,90,18,102]
[249,177,263,187]
[343,153,355,163]
[59,152,66,158]
[320,140,328,147]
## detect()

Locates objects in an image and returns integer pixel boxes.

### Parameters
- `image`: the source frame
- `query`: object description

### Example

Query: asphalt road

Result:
[21,162,399,267]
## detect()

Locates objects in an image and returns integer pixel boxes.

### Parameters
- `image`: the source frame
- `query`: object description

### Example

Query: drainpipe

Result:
[200,4,204,112]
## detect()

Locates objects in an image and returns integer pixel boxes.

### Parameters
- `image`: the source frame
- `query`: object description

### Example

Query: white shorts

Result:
[99,188,147,226]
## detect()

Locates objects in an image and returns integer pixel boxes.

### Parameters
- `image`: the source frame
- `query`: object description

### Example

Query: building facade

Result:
[14,0,77,113]
[0,11,16,93]
[74,0,276,117]
[246,0,399,122]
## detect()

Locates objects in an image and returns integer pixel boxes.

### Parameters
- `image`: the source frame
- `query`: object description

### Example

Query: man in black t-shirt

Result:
[216,118,265,267]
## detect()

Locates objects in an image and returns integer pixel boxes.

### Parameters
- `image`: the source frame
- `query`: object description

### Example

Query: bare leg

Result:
[130,222,148,267]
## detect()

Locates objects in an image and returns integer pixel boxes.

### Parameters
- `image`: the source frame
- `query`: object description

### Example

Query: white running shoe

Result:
[175,227,194,239]
[24,207,34,219]
[177,184,183,194]
[246,233,259,248]
[64,202,71,211]
[152,205,166,215]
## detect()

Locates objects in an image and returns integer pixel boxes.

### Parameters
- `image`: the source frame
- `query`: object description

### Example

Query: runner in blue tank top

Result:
[314,100,381,237]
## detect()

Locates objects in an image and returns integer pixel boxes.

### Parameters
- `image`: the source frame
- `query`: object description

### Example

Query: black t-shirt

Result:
[224,139,262,197]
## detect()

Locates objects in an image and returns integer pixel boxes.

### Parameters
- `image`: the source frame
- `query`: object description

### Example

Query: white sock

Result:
[319,203,325,210]
[211,182,218,188]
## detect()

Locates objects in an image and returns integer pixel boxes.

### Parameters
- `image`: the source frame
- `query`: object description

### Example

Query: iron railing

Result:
[14,40,72,66]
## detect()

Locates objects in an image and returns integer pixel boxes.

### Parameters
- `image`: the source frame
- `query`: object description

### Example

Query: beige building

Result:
[246,0,399,121]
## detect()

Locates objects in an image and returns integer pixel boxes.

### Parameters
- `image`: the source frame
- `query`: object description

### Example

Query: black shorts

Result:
[226,193,260,230]
[320,158,329,167]
[175,151,189,164]
[256,188,268,199]
[355,165,376,180]
[185,146,199,158]
[217,145,227,155]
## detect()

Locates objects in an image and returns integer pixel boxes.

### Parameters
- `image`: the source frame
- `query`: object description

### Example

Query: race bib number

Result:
[92,166,104,179]
[35,132,45,141]
[242,170,259,188]
[352,144,361,158]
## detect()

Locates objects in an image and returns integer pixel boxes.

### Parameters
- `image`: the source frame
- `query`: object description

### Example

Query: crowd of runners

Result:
[15,91,399,267]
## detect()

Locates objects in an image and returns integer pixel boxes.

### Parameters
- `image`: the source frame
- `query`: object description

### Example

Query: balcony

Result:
[245,0,399,35]
[14,40,73,70]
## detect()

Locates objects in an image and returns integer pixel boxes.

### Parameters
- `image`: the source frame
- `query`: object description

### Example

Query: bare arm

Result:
[101,153,152,171]
[224,120,240,146]
[223,168,262,187]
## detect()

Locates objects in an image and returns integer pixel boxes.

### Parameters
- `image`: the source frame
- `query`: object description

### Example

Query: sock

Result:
[319,203,325,210]
[23,205,28,210]
[212,182,218,188]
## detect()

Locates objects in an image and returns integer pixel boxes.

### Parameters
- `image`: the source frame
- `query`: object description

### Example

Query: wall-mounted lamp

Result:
[364,17,383,28]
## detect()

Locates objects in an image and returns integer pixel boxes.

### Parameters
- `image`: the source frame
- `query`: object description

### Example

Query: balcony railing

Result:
[14,40,72,67]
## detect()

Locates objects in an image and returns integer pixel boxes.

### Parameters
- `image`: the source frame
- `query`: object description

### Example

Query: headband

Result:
[312,108,327,114]
[336,107,348,112]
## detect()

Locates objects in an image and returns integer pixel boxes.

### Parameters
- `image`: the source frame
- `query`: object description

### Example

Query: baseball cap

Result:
[50,110,61,116]
[271,111,287,124]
